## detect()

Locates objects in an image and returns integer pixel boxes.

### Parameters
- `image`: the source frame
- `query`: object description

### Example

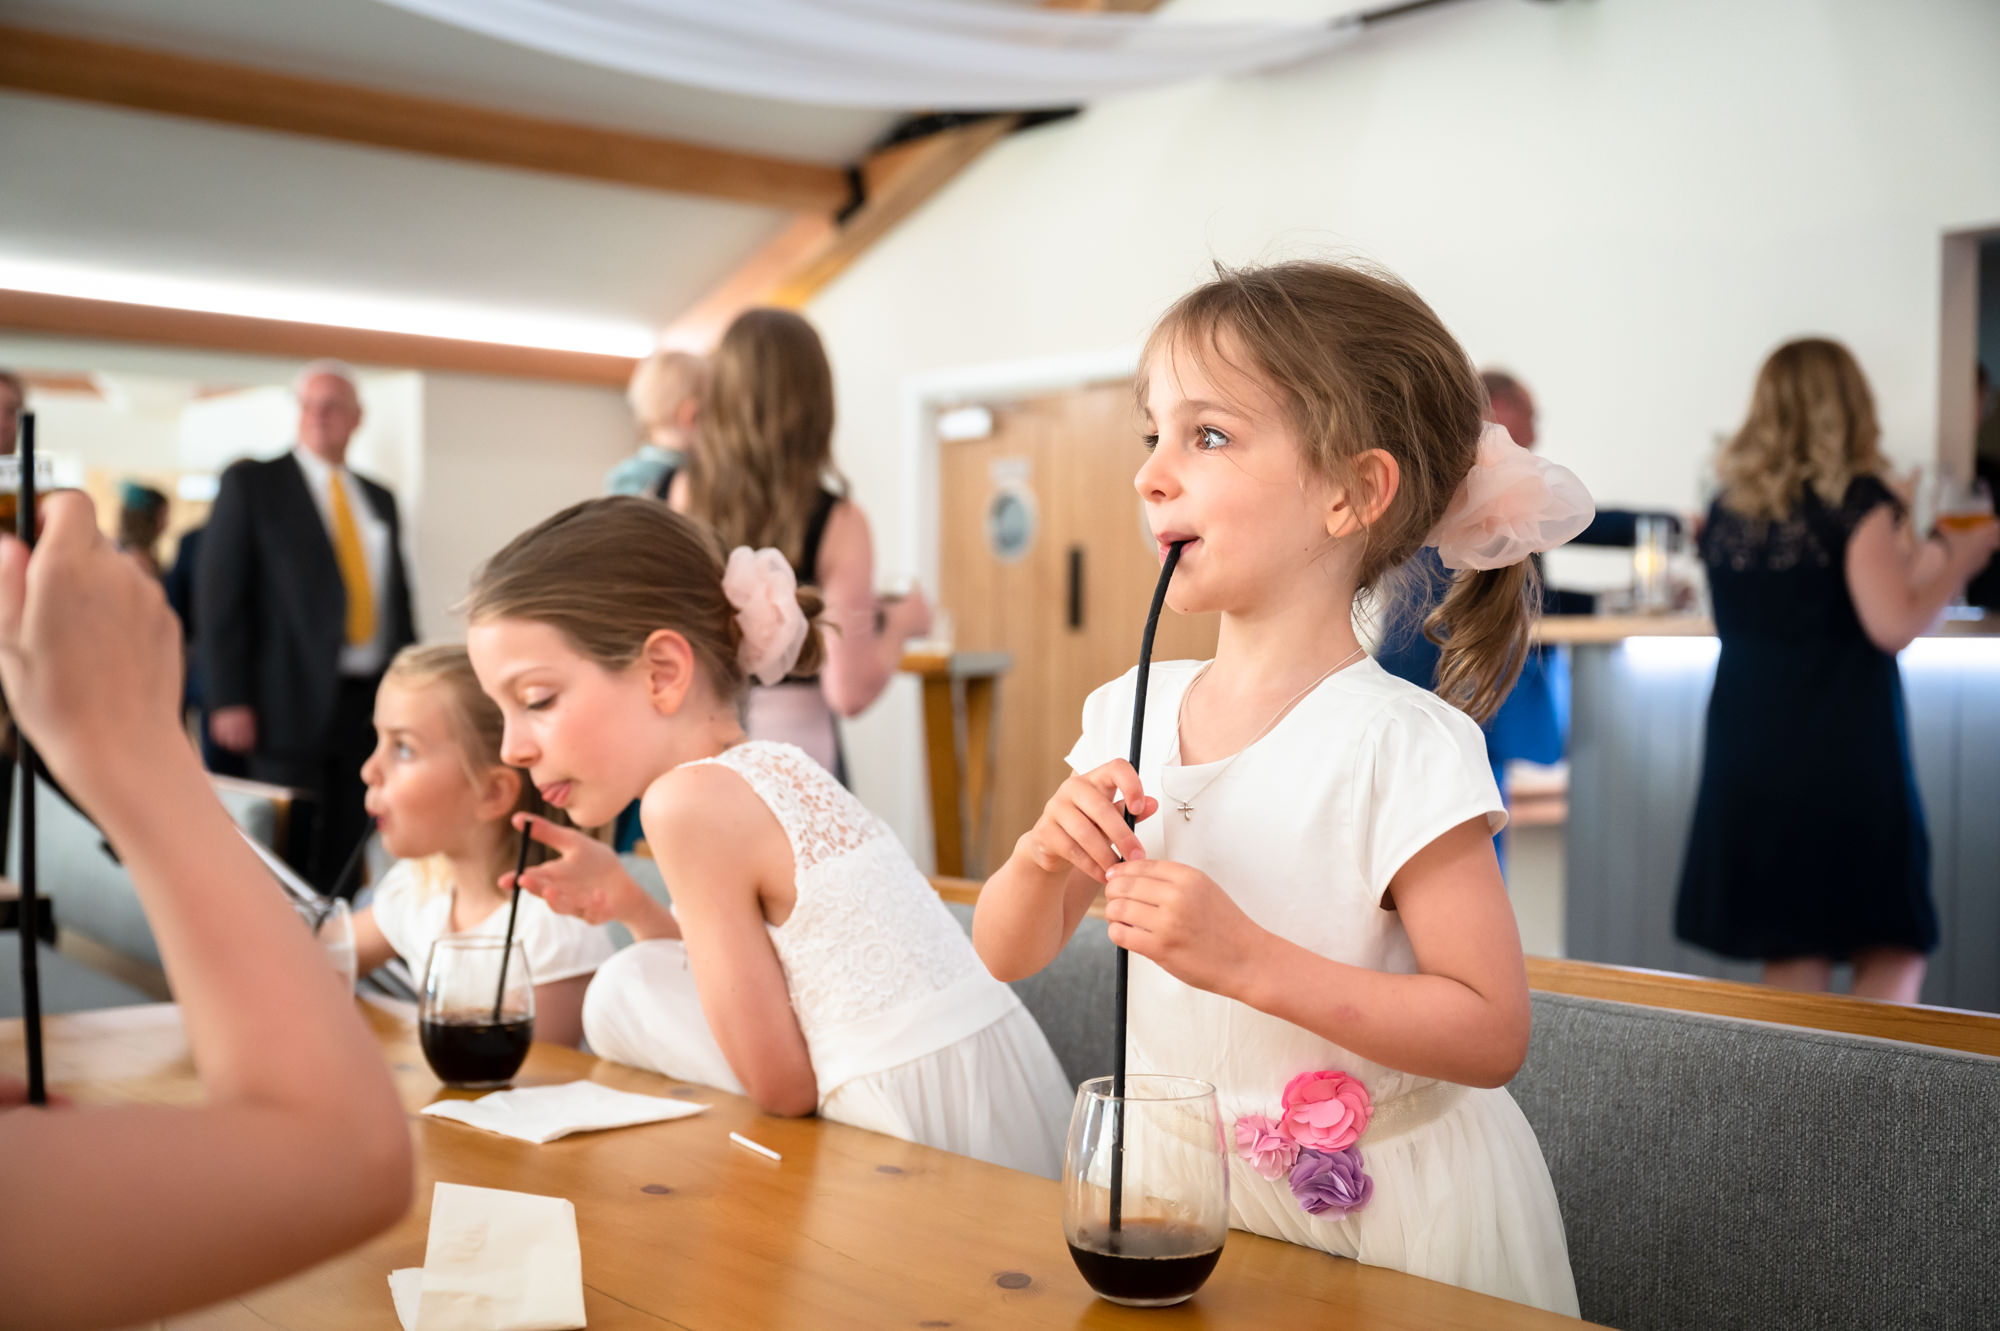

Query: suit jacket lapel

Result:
[280,453,345,607]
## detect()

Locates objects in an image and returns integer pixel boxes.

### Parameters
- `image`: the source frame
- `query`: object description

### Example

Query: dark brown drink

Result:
[419,1014,532,1088]
[1066,1219,1223,1306]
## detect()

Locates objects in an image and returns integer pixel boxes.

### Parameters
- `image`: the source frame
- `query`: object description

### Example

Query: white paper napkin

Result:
[421,1080,708,1144]
[389,1182,587,1331]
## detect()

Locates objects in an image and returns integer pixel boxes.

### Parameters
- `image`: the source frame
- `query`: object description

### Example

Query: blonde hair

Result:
[687,308,846,566]
[465,498,828,702]
[1717,339,1886,522]
[1140,260,1535,724]
[381,644,563,869]
[627,350,707,434]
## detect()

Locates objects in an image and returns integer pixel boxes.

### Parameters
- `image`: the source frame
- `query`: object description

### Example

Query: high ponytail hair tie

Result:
[720,547,811,685]
[1425,423,1596,570]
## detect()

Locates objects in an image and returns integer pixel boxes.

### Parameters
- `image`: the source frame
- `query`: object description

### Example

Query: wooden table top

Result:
[4,1003,1598,1330]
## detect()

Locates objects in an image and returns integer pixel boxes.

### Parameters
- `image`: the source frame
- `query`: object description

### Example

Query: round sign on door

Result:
[986,484,1038,564]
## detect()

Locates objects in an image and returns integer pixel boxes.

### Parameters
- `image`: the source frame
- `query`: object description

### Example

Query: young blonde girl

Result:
[463,499,1071,1176]
[352,645,616,1046]
[974,261,1591,1313]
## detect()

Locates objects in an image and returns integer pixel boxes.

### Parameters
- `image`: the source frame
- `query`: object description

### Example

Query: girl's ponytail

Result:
[1426,560,1539,726]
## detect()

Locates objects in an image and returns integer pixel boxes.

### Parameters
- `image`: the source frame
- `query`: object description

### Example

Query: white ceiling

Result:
[0,0,921,354]
[0,0,901,164]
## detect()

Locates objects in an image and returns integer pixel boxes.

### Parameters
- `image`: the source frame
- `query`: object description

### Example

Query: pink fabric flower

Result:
[721,546,811,686]
[1279,1070,1372,1152]
[1233,1114,1300,1181]
[1426,422,1596,570]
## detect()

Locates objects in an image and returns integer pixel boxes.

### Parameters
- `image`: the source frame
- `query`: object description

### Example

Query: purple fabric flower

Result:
[1288,1146,1373,1218]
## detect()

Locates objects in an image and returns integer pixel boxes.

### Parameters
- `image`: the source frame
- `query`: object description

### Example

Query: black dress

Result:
[1675,476,1936,960]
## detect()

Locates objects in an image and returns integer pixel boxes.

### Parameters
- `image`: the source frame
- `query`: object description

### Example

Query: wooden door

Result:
[939,381,1218,865]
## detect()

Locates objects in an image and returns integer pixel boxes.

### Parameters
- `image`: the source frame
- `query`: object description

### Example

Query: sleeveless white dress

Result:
[1066,659,1579,1315]
[583,742,1072,1178]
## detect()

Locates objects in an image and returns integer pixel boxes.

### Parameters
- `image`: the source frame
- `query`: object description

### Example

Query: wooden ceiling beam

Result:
[0,23,849,212]
[0,289,638,388]
[660,0,1170,344]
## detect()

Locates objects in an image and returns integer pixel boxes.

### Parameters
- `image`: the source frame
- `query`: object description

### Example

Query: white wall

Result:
[413,373,632,642]
[808,0,2000,855]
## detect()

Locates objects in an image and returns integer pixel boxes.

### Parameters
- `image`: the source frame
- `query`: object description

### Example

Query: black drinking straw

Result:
[490,815,533,1021]
[325,823,375,906]
[15,413,45,1105]
[1109,539,1184,1233]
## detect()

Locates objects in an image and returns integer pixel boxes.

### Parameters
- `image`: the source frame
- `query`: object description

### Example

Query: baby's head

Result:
[362,645,556,868]
[1138,260,1535,721]
[463,497,826,827]
[627,349,707,445]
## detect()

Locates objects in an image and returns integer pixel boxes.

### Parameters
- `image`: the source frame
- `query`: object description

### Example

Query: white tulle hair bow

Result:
[1425,423,1597,571]
[721,547,811,686]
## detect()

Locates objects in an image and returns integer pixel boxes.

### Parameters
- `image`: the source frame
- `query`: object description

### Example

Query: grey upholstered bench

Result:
[936,897,2000,1331]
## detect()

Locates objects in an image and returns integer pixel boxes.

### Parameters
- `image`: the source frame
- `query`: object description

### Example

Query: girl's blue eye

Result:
[1197,426,1230,451]
[394,742,415,761]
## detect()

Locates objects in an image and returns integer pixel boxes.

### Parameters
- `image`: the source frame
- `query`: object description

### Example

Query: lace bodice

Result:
[686,742,989,1037]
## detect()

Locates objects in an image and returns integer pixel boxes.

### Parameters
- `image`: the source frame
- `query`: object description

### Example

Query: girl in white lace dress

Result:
[465,498,1071,1178]
[974,262,1592,1313]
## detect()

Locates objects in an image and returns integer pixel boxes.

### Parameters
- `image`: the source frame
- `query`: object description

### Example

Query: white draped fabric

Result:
[373,0,1361,109]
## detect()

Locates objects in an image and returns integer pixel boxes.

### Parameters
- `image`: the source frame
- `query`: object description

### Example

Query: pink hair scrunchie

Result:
[721,547,810,686]
[1426,423,1596,571]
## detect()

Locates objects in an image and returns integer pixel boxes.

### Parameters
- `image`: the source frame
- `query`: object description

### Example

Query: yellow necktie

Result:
[327,473,376,647]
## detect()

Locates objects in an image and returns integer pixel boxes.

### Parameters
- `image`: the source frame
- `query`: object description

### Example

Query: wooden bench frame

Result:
[929,876,2000,1059]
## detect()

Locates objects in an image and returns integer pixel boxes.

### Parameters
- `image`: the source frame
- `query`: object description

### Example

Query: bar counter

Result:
[1547,613,2000,1010]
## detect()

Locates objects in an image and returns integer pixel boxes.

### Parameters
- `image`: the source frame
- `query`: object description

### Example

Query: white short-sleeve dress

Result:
[368,857,618,985]
[1066,658,1578,1316]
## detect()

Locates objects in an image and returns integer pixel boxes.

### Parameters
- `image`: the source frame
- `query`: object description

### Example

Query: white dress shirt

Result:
[291,446,393,677]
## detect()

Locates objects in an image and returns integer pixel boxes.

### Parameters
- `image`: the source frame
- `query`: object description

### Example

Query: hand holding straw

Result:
[491,809,534,1021]
[14,412,43,1105]
[1110,540,1185,1231]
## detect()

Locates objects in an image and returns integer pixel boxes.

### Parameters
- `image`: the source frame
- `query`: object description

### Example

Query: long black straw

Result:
[16,413,44,1105]
[490,814,533,1021]
[1109,540,1184,1233]
[326,824,375,906]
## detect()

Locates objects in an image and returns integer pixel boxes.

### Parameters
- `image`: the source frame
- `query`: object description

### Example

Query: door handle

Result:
[1067,546,1084,630]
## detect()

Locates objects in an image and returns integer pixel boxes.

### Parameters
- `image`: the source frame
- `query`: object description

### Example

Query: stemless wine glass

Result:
[1063,1075,1229,1308]
[419,938,535,1090]
[309,897,357,993]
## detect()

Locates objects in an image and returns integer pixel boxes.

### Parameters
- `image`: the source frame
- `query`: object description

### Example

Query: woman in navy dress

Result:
[1676,340,1999,1002]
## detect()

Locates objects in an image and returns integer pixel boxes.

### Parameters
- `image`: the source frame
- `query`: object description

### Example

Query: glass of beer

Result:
[419,939,535,1089]
[1937,478,1995,533]
[1063,1075,1229,1307]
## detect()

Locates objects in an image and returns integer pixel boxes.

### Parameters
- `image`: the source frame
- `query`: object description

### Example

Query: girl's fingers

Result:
[515,813,580,852]
[1051,806,1118,879]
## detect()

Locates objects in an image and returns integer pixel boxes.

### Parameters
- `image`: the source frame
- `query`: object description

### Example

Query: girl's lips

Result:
[1157,534,1199,561]
[539,781,572,809]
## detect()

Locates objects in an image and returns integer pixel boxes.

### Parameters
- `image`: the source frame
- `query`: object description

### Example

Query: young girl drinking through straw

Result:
[464,498,1072,1176]
[974,261,1591,1313]
[352,645,616,1046]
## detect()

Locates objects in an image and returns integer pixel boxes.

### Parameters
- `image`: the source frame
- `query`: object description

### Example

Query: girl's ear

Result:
[1325,448,1401,539]
[638,628,697,715]
[473,764,521,824]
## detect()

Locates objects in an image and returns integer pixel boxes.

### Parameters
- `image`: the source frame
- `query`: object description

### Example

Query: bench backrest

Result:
[937,897,2000,1330]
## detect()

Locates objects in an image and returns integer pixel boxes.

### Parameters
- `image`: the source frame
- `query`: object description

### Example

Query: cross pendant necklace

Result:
[1168,647,1365,820]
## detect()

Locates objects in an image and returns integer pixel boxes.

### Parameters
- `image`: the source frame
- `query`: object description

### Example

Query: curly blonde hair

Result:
[1717,339,1887,522]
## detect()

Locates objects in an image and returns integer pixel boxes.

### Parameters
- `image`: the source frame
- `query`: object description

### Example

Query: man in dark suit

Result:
[197,361,416,893]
